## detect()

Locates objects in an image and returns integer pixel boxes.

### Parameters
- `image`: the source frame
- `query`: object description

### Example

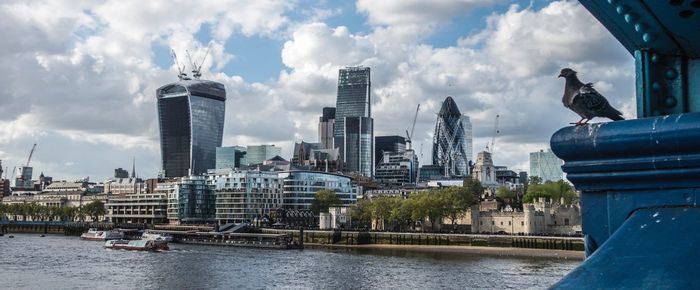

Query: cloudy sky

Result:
[0,0,635,181]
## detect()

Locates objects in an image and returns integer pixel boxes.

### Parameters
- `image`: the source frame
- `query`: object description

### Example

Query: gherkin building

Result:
[432,96,469,177]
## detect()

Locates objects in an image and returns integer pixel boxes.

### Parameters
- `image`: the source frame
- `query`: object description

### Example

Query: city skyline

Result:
[0,0,634,181]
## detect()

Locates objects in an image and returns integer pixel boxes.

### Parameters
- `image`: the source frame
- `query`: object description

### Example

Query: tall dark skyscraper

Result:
[432,96,469,177]
[318,107,336,149]
[334,66,373,176]
[374,135,406,166]
[157,80,226,177]
[343,116,374,177]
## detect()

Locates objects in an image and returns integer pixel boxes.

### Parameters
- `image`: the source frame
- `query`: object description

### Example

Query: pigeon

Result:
[559,68,624,126]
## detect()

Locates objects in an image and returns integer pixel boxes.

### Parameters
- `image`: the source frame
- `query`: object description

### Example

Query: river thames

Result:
[1,234,578,289]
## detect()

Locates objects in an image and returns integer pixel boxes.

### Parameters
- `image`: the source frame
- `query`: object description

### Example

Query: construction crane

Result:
[26,143,37,167]
[171,50,189,80]
[185,43,212,80]
[405,104,420,150]
[415,143,424,185]
[486,114,500,152]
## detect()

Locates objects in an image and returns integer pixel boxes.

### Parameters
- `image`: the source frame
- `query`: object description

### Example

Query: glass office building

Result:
[165,175,216,224]
[279,170,358,210]
[216,146,247,169]
[333,66,371,165]
[432,96,470,177]
[157,80,226,177]
[529,149,564,182]
[343,116,374,177]
[245,145,282,165]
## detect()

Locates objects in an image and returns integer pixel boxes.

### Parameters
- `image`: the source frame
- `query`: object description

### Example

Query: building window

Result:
[521,221,524,226]
[565,218,570,226]
[508,221,511,226]
[500,221,503,226]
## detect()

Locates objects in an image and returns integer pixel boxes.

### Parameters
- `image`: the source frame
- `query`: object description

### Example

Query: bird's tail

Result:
[606,107,625,121]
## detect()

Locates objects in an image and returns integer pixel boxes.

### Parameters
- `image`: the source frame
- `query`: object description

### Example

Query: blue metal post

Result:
[552,1,700,288]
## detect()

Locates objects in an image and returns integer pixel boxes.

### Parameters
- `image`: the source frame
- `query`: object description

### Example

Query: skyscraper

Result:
[157,79,226,177]
[529,149,564,182]
[343,116,374,177]
[318,107,336,149]
[374,135,406,166]
[432,96,470,177]
[333,66,372,176]
[461,115,473,162]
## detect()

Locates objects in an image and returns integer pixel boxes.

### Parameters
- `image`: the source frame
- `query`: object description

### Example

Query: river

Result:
[0,234,578,289]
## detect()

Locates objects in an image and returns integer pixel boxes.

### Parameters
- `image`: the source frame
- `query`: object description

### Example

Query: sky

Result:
[0,0,635,182]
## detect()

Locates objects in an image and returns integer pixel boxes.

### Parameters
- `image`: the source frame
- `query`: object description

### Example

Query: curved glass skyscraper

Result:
[432,96,469,177]
[157,80,226,177]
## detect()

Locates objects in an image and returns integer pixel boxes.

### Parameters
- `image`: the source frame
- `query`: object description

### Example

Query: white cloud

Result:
[0,0,636,180]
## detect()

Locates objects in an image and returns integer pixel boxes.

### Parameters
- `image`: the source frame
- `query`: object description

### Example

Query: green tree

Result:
[443,186,478,229]
[523,180,577,204]
[351,198,373,228]
[84,200,106,222]
[528,176,542,186]
[496,186,515,200]
[310,189,342,215]
[463,177,485,199]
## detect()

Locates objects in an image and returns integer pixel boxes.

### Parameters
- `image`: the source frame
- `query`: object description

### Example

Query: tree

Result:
[310,189,342,215]
[528,176,542,186]
[84,200,106,222]
[351,199,373,228]
[463,177,485,199]
[496,186,515,200]
[523,179,577,204]
[443,186,478,229]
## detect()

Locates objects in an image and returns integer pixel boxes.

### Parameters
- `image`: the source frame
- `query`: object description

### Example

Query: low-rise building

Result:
[0,191,110,221]
[104,178,145,195]
[106,192,168,224]
[279,170,358,210]
[165,176,216,225]
[207,169,282,224]
[470,198,581,235]
[319,206,352,230]
[374,149,418,186]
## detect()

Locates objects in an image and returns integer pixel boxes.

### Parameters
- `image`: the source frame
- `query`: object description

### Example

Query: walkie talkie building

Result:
[157,80,226,178]
[432,96,469,177]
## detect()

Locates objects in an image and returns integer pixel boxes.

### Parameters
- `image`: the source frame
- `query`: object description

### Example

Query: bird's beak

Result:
[558,73,564,78]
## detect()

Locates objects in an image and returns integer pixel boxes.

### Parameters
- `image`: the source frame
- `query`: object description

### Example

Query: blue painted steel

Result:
[552,207,700,289]
[579,0,700,118]
[551,114,700,255]
[553,1,700,288]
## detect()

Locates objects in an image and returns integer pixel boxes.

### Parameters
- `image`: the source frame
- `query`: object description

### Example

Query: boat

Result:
[104,239,169,251]
[80,228,124,241]
[141,230,173,242]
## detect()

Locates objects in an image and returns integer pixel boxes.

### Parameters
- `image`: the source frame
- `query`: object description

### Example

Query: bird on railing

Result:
[559,68,624,126]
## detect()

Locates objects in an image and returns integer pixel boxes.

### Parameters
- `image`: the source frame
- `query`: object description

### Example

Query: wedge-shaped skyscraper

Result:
[157,80,226,177]
[432,96,470,177]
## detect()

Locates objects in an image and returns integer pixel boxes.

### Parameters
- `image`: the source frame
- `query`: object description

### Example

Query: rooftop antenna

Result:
[171,50,190,80]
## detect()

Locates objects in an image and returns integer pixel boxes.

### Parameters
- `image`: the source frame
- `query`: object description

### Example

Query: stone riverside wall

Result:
[261,229,584,251]
[0,221,147,236]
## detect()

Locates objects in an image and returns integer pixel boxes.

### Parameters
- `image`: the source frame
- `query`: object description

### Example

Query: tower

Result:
[333,66,372,176]
[156,80,226,177]
[432,96,469,177]
[318,107,336,149]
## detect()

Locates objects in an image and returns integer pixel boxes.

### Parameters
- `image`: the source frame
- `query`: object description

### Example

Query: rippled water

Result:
[0,234,578,289]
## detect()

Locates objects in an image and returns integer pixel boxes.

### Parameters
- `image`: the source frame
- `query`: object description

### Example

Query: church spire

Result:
[131,157,136,178]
